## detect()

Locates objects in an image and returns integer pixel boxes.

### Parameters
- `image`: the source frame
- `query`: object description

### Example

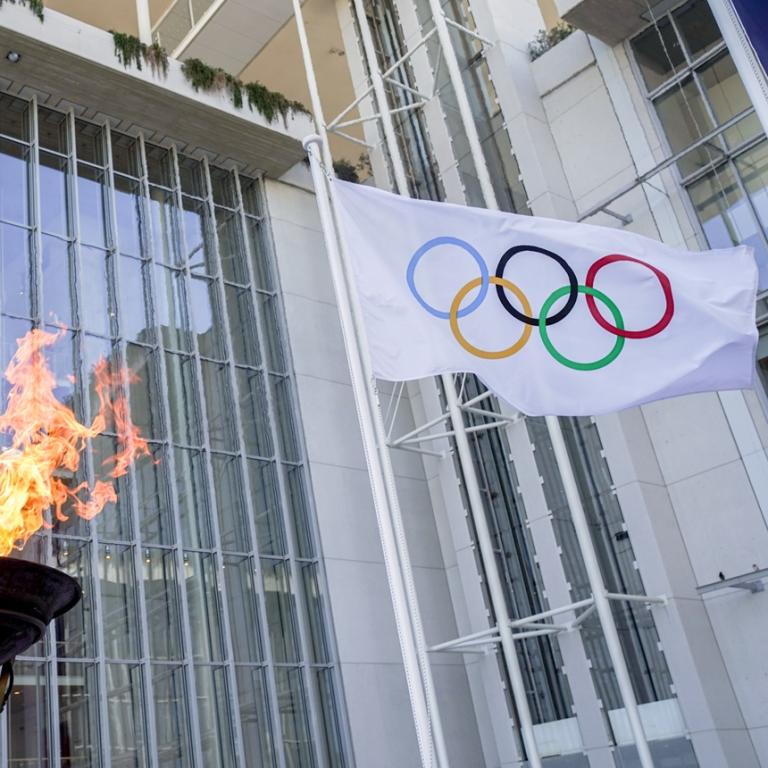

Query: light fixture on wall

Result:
[5,51,21,64]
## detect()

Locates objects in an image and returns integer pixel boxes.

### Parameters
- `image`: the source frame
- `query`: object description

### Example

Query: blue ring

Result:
[407,237,489,319]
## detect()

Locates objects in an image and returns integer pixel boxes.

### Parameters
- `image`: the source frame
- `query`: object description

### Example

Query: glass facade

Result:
[631,0,768,287]
[0,94,347,768]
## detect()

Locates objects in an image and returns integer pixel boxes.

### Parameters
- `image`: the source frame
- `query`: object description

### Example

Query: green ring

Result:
[539,285,625,371]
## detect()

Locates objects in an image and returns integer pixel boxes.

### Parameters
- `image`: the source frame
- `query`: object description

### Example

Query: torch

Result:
[0,329,150,713]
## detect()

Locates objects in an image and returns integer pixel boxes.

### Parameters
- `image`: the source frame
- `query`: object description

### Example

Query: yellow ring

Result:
[449,276,533,360]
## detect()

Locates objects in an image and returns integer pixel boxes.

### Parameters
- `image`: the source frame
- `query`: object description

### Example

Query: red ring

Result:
[585,254,674,339]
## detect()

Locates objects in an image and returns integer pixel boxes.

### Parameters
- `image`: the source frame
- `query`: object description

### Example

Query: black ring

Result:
[495,245,579,326]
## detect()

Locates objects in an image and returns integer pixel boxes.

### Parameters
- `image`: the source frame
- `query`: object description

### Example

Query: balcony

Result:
[554,0,659,45]
[154,0,300,74]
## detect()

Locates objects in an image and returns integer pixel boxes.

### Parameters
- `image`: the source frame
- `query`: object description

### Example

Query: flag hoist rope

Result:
[292,3,446,767]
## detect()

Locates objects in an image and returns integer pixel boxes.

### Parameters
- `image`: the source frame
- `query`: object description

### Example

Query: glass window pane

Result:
[149,186,180,265]
[196,665,236,768]
[257,293,285,373]
[211,166,236,208]
[631,16,686,91]
[144,548,183,659]
[224,556,262,662]
[175,447,213,549]
[114,175,143,257]
[216,208,248,283]
[240,176,262,216]
[736,142,768,286]
[315,668,347,768]
[40,150,70,235]
[136,443,175,544]
[190,275,225,359]
[182,197,214,275]
[0,93,29,141]
[42,234,75,326]
[166,352,202,446]
[100,544,139,660]
[689,163,768,282]
[178,155,205,197]
[274,667,313,767]
[284,464,314,558]
[302,563,329,663]
[212,454,250,551]
[37,105,66,152]
[185,552,224,661]
[153,665,193,768]
[80,246,113,336]
[0,222,32,318]
[698,52,762,149]
[57,662,101,767]
[0,138,29,225]
[155,265,192,351]
[238,368,273,457]
[262,559,299,663]
[653,76,717,176]
[78,164,108,247]
[270,375,300,462]
[249,460,285,556]
[107,664,148,768]
[246,218,273,291]
[146,144,174,188]
[235,666,276,768]
[119,256,153,343]
[675,0,722,60]
[202,360,236,451]
[225,284,260,366]
[112,132,140,177]
[127,344,163,441]
[75,119,105,166]
[6,661,50,766]
[55,539,95,658]
[92,433,132,541]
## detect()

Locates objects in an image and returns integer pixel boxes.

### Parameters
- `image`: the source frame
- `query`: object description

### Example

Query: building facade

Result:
[1,1,767,767]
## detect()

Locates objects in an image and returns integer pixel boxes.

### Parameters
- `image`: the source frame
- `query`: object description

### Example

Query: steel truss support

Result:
[294,0,662,767]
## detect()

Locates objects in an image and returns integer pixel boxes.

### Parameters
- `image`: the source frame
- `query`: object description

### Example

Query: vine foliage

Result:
[111,31,169,77]
[0,0,44,21]
[182,58,310,125]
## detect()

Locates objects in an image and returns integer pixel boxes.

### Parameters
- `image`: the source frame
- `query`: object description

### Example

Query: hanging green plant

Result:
[0,0,44,21]
[111,31,169,77]
[181,57,310,126]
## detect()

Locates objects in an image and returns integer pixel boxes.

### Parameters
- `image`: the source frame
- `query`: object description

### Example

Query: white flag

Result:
[333,181,758,416]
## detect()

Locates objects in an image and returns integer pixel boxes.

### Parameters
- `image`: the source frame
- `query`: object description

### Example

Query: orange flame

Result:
[0,328,150,556]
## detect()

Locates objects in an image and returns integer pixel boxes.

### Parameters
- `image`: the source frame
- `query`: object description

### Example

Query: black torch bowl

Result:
[0,556,81,665]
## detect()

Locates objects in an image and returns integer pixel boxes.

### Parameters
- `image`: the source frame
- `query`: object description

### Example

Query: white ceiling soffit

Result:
[173,0,298,75]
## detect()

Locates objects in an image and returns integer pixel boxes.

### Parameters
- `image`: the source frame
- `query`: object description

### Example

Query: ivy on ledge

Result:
[181,58,310,126]
[0,0,44,21]
[111,31,169,76]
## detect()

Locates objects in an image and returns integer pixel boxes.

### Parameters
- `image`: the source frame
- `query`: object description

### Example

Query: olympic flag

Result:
[333,181,758,416]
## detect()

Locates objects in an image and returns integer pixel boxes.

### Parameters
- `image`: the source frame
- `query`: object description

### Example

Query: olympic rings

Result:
[495,245,578,326]
[450,276,533,359]
[539,286,625,371]
[406,239,674,371]
[585,254,674,339]
[408,237,489,319]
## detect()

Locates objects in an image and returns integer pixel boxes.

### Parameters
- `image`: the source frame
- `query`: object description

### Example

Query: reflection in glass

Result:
[212,453,250,551]
[58,662,100,766]
[55,539,94,658]
[182,197,214,274]
[202,360,236,451]
[114,175,143,257]
[302,563,329,663]
[79,162,109,245]
[238,368,273,457]
[316,668,346,768]
[40,151,70,235]
[262,559,299,663]
[144,549,183,659]
[153,665,193,768]
[100,544,139,659]
[37,106,66,152]
[7,661,49,766]
[0,222,32,318]
[92,433,132,541]
[185,552,224,662]
[175,447,212,549]
[155,264,192,351]
[275,667,313,768]
[166,353,202,446]
[0,93,29,141]
[75,119,105,166]
[196,665,236,768]
[0,138,29,225]
[631,15,685,90]
[42,234,75,326]
[675,0,721,60]
[249,460,285,556]
[107,664,148,767]
[119,256,153,343]
[149,186,179,265]
[190,275,225,359]
[236,666,276,768]
[136,443,175,544]
[80,246,113,337]
[127,344,162,440]
[285,464,314,558]
[217,208,247,283]
[224,556,262,662]
[225,284,260,366]
[112,132,140,177]
[245,217,273,291]
[256,293,285,372]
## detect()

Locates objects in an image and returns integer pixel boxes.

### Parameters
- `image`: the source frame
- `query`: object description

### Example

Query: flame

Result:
[0,329,151,556]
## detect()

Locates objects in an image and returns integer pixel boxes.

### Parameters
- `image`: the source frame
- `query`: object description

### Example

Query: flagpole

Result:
[292,3,449,766]
[344,0,546,765]
[421,1,657,766]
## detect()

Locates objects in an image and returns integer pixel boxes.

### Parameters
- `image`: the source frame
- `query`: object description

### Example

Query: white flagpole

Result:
[706,0,768,135]
[135,0,152,44]
[422,1,656,766]
[345,0,545,764]
[292,4,448,766]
